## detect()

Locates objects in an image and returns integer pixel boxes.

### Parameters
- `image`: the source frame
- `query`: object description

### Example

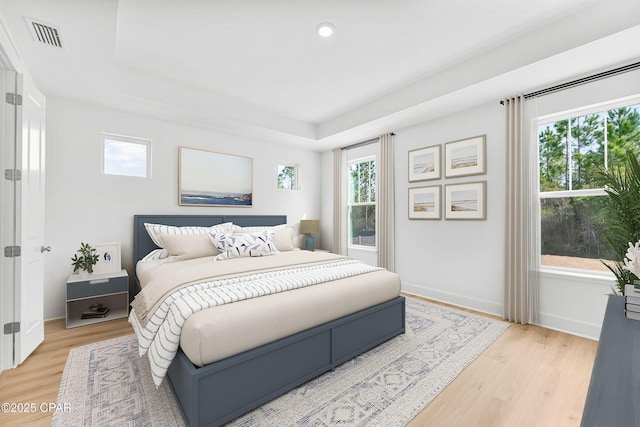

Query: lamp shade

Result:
[299,219,320,234]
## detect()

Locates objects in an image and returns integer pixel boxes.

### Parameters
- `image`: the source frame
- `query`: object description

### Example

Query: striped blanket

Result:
[129,258,382,387]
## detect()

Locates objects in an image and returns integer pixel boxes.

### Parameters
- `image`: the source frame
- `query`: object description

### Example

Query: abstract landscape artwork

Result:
[444,135,486,178]
[409,186,441,219]
[408,145,441,181]
[445,181,486,220]
[179,147,253,207]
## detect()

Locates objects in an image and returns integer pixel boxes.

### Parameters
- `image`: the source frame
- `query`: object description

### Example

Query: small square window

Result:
[277,164,298,189]
[103,134,151,178]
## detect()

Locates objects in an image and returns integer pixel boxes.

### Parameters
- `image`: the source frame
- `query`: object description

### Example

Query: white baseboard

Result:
[535,312,601,341]
[402,282,602,340]
[401,282,502,318]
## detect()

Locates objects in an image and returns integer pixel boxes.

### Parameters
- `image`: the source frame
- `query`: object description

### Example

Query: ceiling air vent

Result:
[25,18,63,48]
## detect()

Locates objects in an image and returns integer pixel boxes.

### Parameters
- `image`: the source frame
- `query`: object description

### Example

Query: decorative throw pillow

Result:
[236,224,296,251]
[157,233,220,263]
[209,231,279,260]
[144,222,234,248]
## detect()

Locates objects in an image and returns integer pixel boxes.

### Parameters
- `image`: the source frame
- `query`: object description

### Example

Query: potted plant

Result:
[599,151,640,294]
[71,242,100,278]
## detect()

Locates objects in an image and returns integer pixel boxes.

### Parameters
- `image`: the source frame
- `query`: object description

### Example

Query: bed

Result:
[131,214,405,427]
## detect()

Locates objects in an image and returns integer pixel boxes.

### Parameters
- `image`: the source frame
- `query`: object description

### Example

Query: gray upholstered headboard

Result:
[133,214,287,267]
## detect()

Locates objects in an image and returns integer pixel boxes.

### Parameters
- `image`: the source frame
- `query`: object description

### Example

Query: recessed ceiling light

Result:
[316,22,335,38]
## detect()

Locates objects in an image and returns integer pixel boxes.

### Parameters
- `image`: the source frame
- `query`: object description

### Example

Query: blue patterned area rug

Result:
[52,297,508,426]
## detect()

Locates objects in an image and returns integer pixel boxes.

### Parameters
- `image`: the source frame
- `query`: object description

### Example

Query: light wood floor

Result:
[0,317,133,426]
[407,298,598,427]
[0,297,598,427]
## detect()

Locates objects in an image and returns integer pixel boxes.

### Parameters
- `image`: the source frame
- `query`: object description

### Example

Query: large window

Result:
[348,156,376,248]
[538,100,640,271]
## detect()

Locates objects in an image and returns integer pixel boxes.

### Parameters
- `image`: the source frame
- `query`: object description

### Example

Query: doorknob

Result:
[40,245,51,253]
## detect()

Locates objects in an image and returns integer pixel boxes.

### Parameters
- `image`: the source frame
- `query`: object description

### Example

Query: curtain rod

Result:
[341,133,395,151]
[525,61,640,98]
[501,61,640,104]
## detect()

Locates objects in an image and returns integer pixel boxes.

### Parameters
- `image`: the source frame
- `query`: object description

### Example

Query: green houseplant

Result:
[71,242,100,277]
[599,151,640,295]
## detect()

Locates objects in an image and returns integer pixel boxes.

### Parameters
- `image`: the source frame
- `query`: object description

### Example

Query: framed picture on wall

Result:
[179,146,253,207]
[408,145,441,182]
[93,242,121,274]
[408,185,441,219]
[444,181,486,220]
[444,135,486,178]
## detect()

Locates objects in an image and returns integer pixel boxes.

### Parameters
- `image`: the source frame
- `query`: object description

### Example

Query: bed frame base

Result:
[167,296,406,427]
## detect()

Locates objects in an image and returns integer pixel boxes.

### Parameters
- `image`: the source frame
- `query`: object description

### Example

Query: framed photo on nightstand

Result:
[93,242,121,274]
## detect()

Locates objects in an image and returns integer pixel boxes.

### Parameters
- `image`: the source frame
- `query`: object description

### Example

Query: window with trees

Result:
[348,157,376,248]
[538,99,640,271]
[277,164,298,189]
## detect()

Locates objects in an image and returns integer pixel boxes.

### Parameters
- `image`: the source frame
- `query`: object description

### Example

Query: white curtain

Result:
[378,133,395,271]
[504,96,539,324]
[332,148,345,255]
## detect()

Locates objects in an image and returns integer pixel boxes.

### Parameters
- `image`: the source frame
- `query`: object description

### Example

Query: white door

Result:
[14,74,46,364]
[0,62,18,371]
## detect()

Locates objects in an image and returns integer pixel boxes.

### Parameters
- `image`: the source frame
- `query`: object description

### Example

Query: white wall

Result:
[320,102,505,315]
[394,103,506,316]
[538,271,611,339]
[44,97,321,320]
[321,69,640,339]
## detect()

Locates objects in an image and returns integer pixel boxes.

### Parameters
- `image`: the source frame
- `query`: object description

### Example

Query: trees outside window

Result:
[348,157,376,248]
[277,164,298,189]
[538,101,640,271]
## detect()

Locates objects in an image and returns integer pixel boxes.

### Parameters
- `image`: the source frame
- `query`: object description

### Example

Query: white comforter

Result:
[129,253,382,387]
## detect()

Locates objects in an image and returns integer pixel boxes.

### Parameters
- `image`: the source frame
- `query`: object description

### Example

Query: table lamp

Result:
[300,220,320,250]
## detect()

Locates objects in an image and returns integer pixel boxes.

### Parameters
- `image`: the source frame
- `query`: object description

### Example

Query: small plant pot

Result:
[78,270,89,279]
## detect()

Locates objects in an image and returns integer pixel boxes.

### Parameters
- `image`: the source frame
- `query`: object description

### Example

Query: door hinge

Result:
[3,322,20,334]
[5,92,22,106]
[4,246,21,257]
[4,169,22,181]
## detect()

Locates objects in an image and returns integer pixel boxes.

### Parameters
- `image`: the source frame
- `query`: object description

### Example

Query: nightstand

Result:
[66,269,129,328]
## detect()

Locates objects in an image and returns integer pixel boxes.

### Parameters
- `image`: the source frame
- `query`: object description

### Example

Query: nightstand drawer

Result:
[67,275,128,300]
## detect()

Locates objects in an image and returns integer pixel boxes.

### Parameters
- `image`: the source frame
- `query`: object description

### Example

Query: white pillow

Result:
[272,227,296,251]
[144,222,234,248]
[236,224,296,251]
[141,248,168,261]
[209,231,279,260]
[158,233,220,263]
[237,224,288,232]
